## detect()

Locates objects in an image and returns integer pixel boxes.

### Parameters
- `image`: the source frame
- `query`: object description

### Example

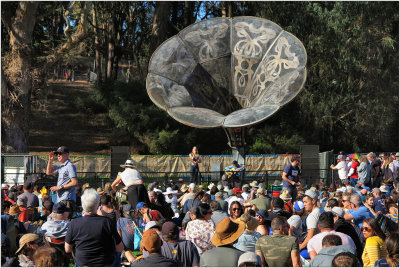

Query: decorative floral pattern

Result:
[185,23,229,62]
[146,17,307,128]
[185,219,216,255]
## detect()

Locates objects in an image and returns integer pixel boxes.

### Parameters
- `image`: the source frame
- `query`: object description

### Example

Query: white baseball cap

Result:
[237,252,259,266]
[189,183,196,190]
[144,221,159,232]
[287,215,302,230]
[331,207,344,218]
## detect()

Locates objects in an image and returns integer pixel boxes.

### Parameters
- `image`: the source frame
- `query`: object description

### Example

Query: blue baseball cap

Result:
[136,202,145,210]
[294,200,305,211]
[52,202,70,213]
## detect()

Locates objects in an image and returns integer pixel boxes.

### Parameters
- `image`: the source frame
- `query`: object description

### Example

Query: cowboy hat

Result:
[180,184,188,192]
[279,190,292,201]
[163,187,178,195]
[120,159,135,168]
[211,217,245,247]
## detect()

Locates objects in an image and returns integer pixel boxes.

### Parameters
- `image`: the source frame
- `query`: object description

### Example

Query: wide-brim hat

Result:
[163,187,178,195]
[120,159,135,168]
[211,217,245,247]
[249,181,258,188]
[280,189,292,201]
[180,184,188,192]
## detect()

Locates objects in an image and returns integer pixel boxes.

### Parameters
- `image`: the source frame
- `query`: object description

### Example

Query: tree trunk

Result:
[184,1,195,27]
[221,2,227,17]
[106,19,115,80]
[1,2,39,153]
[93,4,102,81]
[150,1,171,55]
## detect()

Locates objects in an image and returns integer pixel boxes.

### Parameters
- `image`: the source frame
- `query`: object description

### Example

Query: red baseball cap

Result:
[233,187,243,194]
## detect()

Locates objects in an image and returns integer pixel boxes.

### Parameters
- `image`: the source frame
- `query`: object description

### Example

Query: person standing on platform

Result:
[189,146,201,184]
[282,156,301,201]
[111,159,150,210]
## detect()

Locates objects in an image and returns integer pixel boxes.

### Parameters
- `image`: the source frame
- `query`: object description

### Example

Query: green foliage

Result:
[5,1,396,154]
[149,129,180,154]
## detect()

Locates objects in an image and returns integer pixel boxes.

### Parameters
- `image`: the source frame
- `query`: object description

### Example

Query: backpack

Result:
[5,215,26,256]
[132,220,144,251]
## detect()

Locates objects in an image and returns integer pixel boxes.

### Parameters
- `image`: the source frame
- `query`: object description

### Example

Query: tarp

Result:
[36,154,299,175]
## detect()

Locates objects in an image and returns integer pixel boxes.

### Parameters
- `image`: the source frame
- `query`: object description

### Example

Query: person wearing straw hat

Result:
[177,184,189,208]
[241,184,250,201]
[200,217,246,267]
[15,233,43,267]
[280,189,294,214]
[111,159,149,210]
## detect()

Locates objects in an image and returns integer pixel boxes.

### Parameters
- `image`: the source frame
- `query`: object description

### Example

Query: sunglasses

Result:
[232,208,241,211]
[362,227,372,232]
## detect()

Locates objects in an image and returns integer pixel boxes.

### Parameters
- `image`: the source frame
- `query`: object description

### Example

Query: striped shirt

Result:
[362,236,387,267]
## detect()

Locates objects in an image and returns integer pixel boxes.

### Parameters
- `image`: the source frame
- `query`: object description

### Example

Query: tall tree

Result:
[150,1,171,55]
[1,2,39,152]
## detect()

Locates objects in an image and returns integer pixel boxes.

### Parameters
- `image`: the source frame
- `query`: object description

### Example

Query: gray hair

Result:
[210,200,221,211]
[367,152,376,159]
[52,212,65,220]
[350,193,362,207]
[81,188,100,214]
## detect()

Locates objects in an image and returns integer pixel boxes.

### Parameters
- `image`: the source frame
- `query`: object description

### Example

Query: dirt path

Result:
[29,79,111,155]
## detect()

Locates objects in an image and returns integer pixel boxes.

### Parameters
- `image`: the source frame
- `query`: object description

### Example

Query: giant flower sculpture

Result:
[146,16,307,130]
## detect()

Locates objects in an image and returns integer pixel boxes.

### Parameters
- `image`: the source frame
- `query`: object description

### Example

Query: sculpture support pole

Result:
[223,127,246,166]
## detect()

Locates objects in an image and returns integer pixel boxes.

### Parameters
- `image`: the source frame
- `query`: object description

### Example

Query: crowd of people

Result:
[1,147,399,267]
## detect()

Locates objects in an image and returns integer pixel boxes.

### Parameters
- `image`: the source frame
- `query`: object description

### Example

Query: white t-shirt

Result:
[335,161,348,180]
[306,207,323,230]
[120,168,142,186]
[307,230,356,254]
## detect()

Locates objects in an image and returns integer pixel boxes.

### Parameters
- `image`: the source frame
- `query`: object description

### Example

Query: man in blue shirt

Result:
[46,146,78,219]
[372,188,387,214]
[282,156,301,200]
[344,193,375,228]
